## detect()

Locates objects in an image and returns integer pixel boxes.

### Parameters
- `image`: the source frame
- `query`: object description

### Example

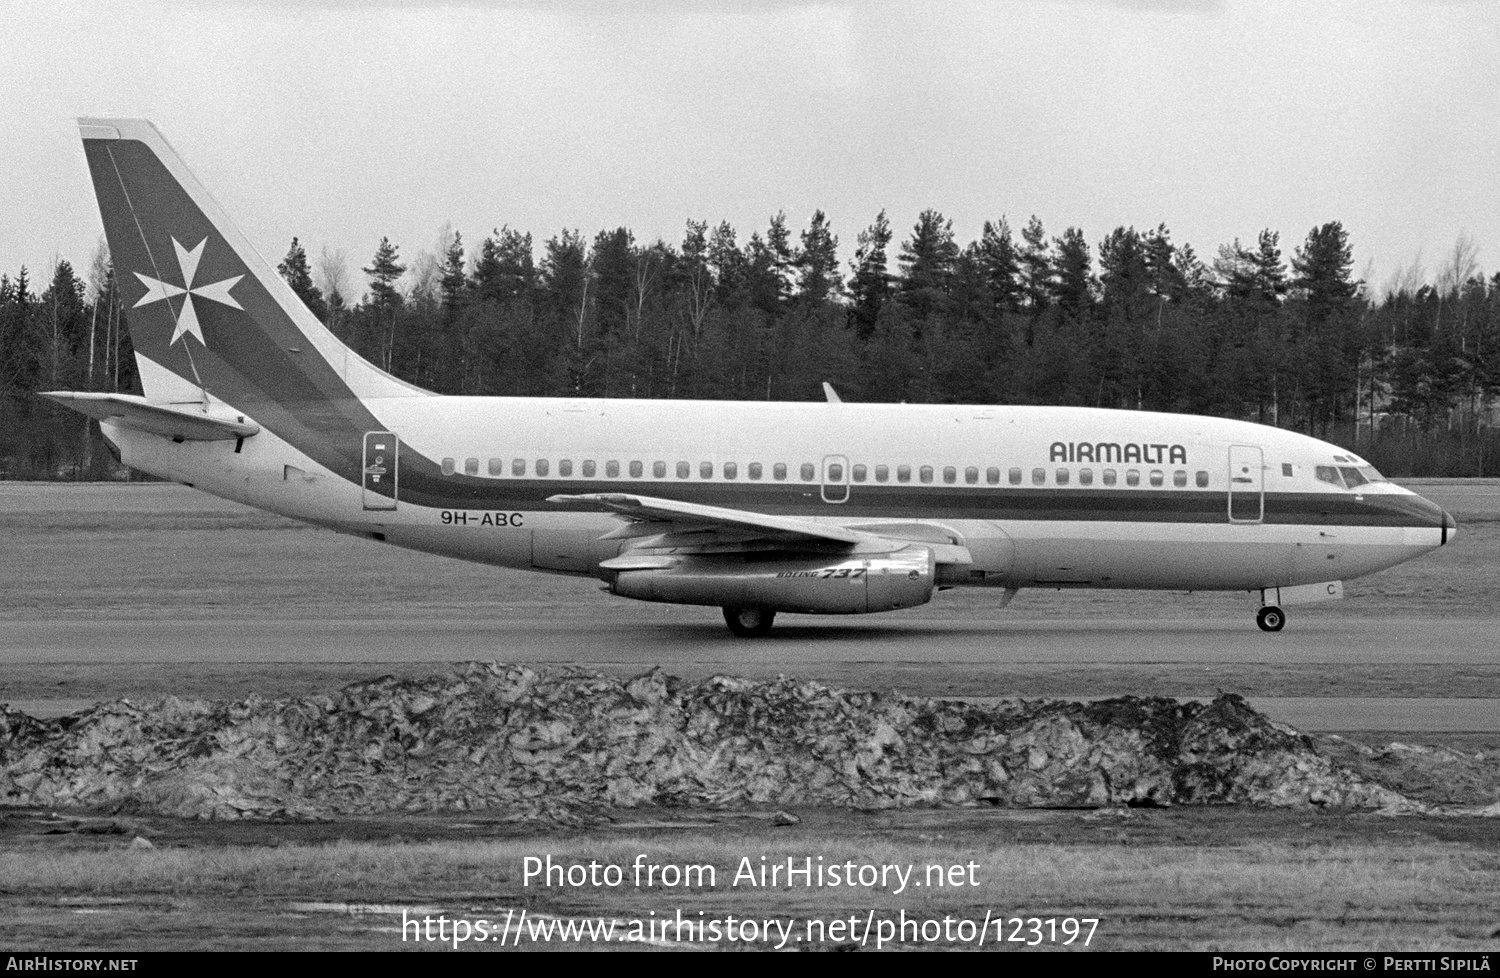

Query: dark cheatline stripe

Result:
[388,468,1449,530]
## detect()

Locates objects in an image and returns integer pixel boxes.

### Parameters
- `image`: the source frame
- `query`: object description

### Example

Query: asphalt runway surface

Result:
[3,479,1497,734]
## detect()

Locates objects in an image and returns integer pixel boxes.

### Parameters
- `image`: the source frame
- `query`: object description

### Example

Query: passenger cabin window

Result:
[1195,470,1209,488]
[944,466,958,484]
[1149,470,1163,487]
[605,460,619,478]
[724,462,738,479]
[875,465,889,482]
[827,463,844,481]
[512,459,526,476]
[559,460,573,477]
[1056,467,1069,485]
[653,461,667,478]
[801,463,816,481]
[986,467,1000,485]
[897,464,912,483]
[1173,470,1187,488]
[677,461,690,479]
[535,459,549,477]
[441,457,456,476]
[749,462,763,480]
[852,464,867,482]
[965,466,978,485]
[1103,469,1117,486]
[1079,468,1093,486]
[582,460,596,477]
[488,458,504,476]
[700,461,713,479]
[465,458,478,475]
[629,461,642,478]
[1009,467,1022,485]
[1032,467,1045,485]
[919,466,934,484]
[1125,469,1140,487]
[774,463,788,480]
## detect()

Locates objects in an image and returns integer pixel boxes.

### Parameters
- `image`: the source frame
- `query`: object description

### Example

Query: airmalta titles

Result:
[1050,442,1188,465]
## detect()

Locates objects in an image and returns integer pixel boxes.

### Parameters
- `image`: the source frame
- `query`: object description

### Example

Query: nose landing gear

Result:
[1256,605,1286,632]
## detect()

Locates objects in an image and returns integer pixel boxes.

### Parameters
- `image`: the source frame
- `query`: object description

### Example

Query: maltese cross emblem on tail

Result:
[133,237,244,346]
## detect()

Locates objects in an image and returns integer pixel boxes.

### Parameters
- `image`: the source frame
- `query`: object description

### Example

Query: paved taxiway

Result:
[3,479,1496,734]
[3,614,1497,731]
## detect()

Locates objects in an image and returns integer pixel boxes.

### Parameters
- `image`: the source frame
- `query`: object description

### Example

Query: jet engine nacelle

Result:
[609,545,936,614]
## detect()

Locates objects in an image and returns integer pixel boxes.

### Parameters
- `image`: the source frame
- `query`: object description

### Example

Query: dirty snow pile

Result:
[0,663,1413,821]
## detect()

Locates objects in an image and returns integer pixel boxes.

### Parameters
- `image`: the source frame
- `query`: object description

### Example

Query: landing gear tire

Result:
[723,606,776,638]
[1256,606,1286,632]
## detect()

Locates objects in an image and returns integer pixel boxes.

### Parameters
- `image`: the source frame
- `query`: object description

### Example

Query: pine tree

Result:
[440,232,467,320]
[362,237,405,372]
[795,210,840,304]
[472,227,537,305]
[765,212,795,305]
[742,232,784,317]
[277,238,328,322]
[708,222,744,307]
[1143,225,1188,305]
[1292,222,1358,328]
[897,209,959,321]
[977,218,1022,314]
[1018,215,1053,317]
[1098,226,1150,321]
[1252,230,1289,305]
[363,237,405,311]
[1050,228,1094,320]
[589,227,636,339]
[847,211,893,339]
[1291,221,1363,432]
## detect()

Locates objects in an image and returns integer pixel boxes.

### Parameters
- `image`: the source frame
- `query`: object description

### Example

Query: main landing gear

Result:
[1256,605,1286,632]
[723,606,776,638]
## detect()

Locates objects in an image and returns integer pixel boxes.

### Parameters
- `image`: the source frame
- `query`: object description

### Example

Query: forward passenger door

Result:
[1228,445,1264,523]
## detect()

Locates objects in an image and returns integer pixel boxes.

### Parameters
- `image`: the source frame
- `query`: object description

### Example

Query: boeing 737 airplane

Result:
[46,119,1456,636]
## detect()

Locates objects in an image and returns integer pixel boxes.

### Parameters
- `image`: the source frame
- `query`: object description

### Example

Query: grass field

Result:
[3,808,1499,951]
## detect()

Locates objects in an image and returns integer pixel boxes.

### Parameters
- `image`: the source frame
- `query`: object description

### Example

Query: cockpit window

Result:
[1316,464,1386,489]
[1314,465,1344,488]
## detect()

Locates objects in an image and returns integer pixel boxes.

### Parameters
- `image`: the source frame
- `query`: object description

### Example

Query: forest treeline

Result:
[3,210,1497,479]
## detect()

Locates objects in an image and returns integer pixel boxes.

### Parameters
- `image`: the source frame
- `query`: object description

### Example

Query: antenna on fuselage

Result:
[822,382,842,404]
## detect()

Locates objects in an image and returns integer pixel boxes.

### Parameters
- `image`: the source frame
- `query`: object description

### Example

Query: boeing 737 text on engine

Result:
[46,119,1456,636]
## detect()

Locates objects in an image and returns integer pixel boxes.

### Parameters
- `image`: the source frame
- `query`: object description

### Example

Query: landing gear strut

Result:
[1256,605,1286,632]
[723,606,776,637]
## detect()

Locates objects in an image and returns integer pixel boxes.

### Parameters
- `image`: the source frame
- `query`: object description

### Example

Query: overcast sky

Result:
[5,0,1497,300]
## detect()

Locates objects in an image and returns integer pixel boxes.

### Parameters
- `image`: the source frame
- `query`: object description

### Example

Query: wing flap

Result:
[41,392,260,441]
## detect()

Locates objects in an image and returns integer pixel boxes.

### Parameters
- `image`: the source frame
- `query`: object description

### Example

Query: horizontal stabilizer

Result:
[41,391,260,442]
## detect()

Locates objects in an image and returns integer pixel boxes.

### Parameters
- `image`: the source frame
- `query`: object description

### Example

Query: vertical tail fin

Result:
[78,118,424,410]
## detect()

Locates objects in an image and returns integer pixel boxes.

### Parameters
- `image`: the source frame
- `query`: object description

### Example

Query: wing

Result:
[548,492,973,565]
[547,492,864,545]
